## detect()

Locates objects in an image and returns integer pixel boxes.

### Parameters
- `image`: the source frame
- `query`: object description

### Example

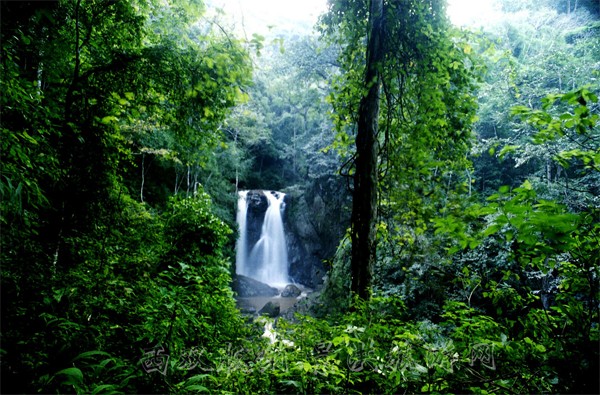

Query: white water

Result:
[236,190,289,286]
[235,190,249,277]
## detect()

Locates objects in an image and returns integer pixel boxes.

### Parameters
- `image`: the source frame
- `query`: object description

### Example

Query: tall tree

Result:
[322,0,478,300]
[350,0,384,299]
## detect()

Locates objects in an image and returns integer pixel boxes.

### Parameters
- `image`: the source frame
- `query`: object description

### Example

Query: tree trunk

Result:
[234,130,239,193]
[350,0,384,300]
[140,153,145,202]
[186,165,190,198]
[547,159,551,188]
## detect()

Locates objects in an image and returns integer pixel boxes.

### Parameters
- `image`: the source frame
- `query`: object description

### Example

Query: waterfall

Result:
[235,190,249,277]
[236,190,289,286]
[250,191,289,285]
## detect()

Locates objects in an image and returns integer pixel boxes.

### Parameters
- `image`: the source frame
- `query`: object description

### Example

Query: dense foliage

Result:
[1,0,598,394]
[1,0,252,392]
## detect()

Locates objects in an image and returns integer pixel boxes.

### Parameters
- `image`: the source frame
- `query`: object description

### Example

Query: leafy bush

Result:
[168,294,576,394]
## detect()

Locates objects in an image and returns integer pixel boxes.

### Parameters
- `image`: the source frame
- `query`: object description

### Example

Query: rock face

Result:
[258,301,281,317]
[245,190,269,249]
[283,183,349,289]
[232,274,279,297]
[281,284,302,298]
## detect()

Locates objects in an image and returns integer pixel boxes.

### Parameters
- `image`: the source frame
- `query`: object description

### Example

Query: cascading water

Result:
[235,190,249,277]
[236,190,289,286]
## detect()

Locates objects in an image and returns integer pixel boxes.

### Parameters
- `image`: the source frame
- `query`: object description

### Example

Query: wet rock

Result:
[282,290,322,321]
[281,284,302,298]
[246,190,268,248]
[232,274,279,297]
[258,301,281,317]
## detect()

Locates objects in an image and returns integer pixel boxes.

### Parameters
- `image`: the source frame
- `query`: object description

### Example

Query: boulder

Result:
[281,284,302,298]
[258,301,280,317]
[232,274,279,297]
[282,290,322,321]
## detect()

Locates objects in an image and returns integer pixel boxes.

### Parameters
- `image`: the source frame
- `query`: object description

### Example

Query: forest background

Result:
[1,0,599,393]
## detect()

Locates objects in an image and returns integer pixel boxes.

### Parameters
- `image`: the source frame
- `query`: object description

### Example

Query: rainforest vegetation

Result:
[1,0,599,393]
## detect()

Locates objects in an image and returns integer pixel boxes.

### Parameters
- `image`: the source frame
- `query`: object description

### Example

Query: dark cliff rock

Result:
[232,274,279,297]
[245,190,268,248]
[283,183,349,289]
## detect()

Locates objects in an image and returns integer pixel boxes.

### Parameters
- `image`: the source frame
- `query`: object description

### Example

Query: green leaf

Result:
[499,185,510,194]
[498,145,519,159]
[101,116,119,124]
[535,344,547,353]
[297,361,312,372]
[183,384,210,392]
[74,350,112,361]
[281,380,302,389]
[91,384,117,395]
[55,367,84,385]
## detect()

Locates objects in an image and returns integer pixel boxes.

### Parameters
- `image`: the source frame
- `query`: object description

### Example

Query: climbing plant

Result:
[320,0,479,298]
